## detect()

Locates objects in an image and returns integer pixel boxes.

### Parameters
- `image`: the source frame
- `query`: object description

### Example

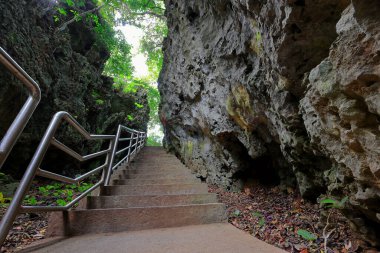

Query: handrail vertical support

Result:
[0,113,62,245]
[101,138,115,187]
[104,125,121,186]
[125,132,134,164]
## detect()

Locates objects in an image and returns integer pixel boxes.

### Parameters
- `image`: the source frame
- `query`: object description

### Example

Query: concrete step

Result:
[120,168,191,176]
[126,167,189,173]
[136,155,173,159]
[128,163,187,169]
[118,172,195,180]
[48,204,227,236]
[133,162,185,166]
[136,155,174,159]
[131,163,185,168]
[112,178,200,185]
[100,183,208,196]
[86,193,218,209]
[120,167,190,174]
[132,160,183,164]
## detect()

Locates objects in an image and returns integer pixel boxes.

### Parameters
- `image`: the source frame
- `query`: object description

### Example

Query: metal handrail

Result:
[104,125,146,185]
[0,95,146,244]
[0,47,41,169]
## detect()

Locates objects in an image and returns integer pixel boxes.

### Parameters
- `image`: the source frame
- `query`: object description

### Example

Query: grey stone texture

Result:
[159,0,380,245]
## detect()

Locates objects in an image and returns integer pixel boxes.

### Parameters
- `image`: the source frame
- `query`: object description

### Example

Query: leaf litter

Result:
[208,184,376,253]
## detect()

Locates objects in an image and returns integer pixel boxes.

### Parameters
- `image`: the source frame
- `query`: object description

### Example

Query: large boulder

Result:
[159,0,380,246]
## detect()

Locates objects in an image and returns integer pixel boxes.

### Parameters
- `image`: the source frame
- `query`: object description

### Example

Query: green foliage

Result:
[77,182,92,193]
[251,211,266,227]
[98,0,165,27]
[320,196,348,209]
[103,32,134,80]
[25,195,38,206]
[51,0,166,135]
[134,102,144,109]
[146,135,162,146]
[96,99,105,105]
[65,0,75,7]
[0,192,12,204]
[96,0,165,132]
[38,186,49,196]
[297,229,317,241]
[25,182,93,206]
[255,31,261,41]
[114,78,161,130]
[57,8,67,16]
[232,209,241,217]
[56,199,67,206]
[140,21,167,80]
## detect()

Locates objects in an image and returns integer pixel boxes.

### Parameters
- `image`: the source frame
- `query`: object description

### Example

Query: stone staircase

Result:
[47,146,227,236]
[23,147,287,253]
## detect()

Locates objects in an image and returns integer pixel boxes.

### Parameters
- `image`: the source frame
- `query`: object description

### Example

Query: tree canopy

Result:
[52,0,166,145]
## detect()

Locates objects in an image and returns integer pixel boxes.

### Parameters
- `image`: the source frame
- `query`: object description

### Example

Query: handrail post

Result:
[141,133,146,149]
[125,132,134,164]
[104,125,121,186]
[139,133,143,151]
[0,113,62,246]
[134,134,140,157]
[137,133,141,151]
[101,138,115,187]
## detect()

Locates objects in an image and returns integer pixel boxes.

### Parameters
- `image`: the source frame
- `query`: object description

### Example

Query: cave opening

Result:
[217,132,283,189]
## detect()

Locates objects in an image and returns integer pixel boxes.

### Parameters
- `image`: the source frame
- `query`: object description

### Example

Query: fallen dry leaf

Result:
[209,184,358,253]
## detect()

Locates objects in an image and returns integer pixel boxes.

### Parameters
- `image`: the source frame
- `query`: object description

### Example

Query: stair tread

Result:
[46,147,227,237]
[103,183,204,187]
[89,193,217,198]
[112,180,199,186]
[80,203,224,211]
[48,203,227,236]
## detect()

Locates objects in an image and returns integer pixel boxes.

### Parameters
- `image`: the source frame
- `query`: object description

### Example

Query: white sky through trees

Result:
[118,25,149,78]
[118,25,164,143]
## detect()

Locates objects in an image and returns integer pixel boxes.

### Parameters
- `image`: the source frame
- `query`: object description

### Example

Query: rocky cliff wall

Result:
[0,0,149,178]
[159,0,380,246]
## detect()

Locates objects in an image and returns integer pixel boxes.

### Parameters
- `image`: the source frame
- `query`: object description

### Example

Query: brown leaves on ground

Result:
[209,184,367,253]
[0,207,47,253]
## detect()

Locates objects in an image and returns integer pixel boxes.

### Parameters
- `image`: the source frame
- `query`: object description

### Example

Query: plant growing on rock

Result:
[319,196,349,253]
[295,196,349,252]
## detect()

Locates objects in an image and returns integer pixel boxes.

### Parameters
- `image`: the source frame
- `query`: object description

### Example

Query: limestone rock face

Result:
[0,0,149,177]
[159,0,380,245]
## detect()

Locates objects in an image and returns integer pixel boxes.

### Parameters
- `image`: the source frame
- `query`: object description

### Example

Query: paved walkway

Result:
[20,224,286,253]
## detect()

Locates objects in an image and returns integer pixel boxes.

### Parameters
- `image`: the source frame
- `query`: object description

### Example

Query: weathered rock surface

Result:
[0,0,149,178]
[159,0,380,246]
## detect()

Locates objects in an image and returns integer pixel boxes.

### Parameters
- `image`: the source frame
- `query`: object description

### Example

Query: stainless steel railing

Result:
[0,47,41,169]
[104,125,146,186]
[0,48,146,245]
[0,112,146,244]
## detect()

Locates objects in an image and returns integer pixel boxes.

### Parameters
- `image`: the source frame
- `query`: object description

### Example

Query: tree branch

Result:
[132,11,165,20]
[323,211,336,253]
[56,4,105,32]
